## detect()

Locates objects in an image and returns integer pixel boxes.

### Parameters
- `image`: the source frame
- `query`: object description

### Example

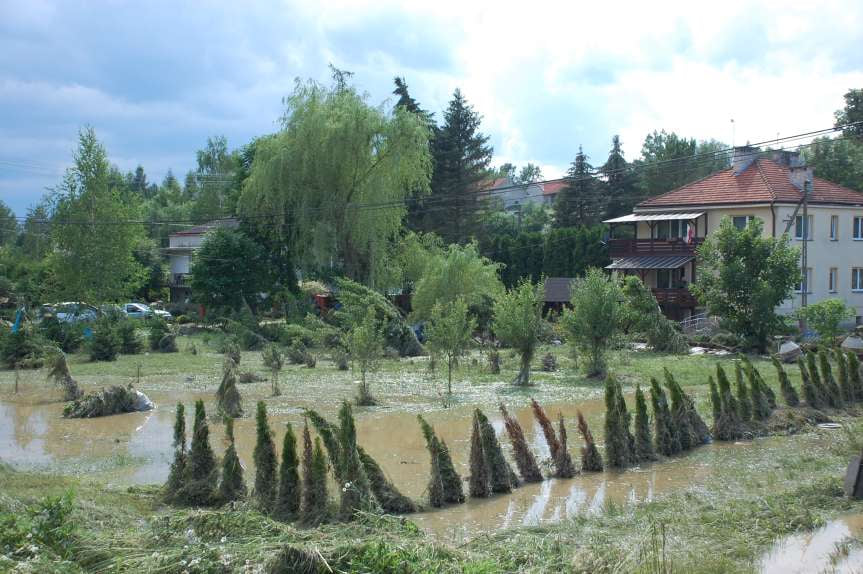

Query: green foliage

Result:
[422,89,492,244]
[690,218,800,351]
[348,307,384,405]
[274,423,300,521]
[163,403,187,504]
[0,324,45,368]
[88,317,121,361]
[39,316,84,353]
[253,401,278,510]
[219,417,246,503]
[772,356,800,407]
[358,446,418,514]
[745,359,771,420]
[621,276,688,353]
[417,415,463,507]
[562,269,622,376]
[714,364,742,441]
[576,410,604,472]
[554,146,602,227]
[468,413,490,498]
[650,377,678,455]
[807,136,863,191]
[604,378,632,468]
[734,362,752,422]
[796,299,855,344]
[835,88,863,138]
[634,385,655,462]
[148,318,171,351]
[848,353,863,401]
[216,358,243,418]
[262,343,284,396]
[493,279,543,385]
[116,320,142,354]
[190,227,273,314]
[299,424,328,526]
[181,400,218,506]
[636,130,729,199]
[499,403,543,483]
[475,409,514,494]
[337,401,374,519]
[411,241,504,322]
[834,349,854,403]
[50,128,147,302]
[239,73,432,283]
[425,298,475,395]
[818,350,844,408]
[0,491,77,562]
[798,356,822,409]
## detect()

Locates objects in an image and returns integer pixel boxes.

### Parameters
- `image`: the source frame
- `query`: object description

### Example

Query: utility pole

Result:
[801,179,810,308]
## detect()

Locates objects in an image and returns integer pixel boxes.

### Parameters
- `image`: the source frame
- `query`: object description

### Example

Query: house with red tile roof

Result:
[163,218,239,303]
[604,147,863,322]
[478,177,567,210]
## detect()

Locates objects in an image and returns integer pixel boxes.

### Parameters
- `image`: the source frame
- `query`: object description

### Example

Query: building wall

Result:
[168,234,206,249]
[170,254,192,275]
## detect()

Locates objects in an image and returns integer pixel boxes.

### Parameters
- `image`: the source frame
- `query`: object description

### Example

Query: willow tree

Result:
[492,279,544,386]
[239,71,432,285]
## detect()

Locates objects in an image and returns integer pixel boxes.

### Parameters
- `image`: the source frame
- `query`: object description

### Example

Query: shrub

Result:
[818,350,844,408]
[331,348,349,371]
[468,413,490,498]
[475,409,514,493]
[848,353,863,400]
[262,343,284,396]
[219,417,246,503]
[163,403,187,504]
[148,318,171,351]
[116,320,142,354]
[604,378,632,468]
[348,308,383,406]
[650,377,679,454]
[273,423,300,521]
[0,325,45,368]
[88,317,121,361]
[772,356,800,407]
[541,353,557,372]
[577,410,603,472]
[216,358,243,418]
[221,338,241,364]
[358,446,417,514]
[299,423,328,525]
[562,269,622,377]
[39,316,84,353]
[46,351,83,401]
[621,276,688,354]
[487,349,501,374]
[493,279,544,385]
[798,357,822,409]
[834,349,853,403]
[336,401,374,519]
[253,401,278,510]
[634,385,655,462]
[182,400,218,506]
[796,299,854,344]
[734,362,752,422]
[417,415,464,506]
[499,403,543,483]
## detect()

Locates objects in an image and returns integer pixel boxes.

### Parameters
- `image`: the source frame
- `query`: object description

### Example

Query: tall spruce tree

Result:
[554,146,600,227]
[337,401,373,519]
[164,403,188,502]
[253,401,278,510]
[634,385,655,461]
[299,423,327,525]
[664,369,694,451]
[650,377,679,455]
[219,417,246,503]
[428,89,493,243]
[604,378,630,468]
[476,409,514,493]
[274,423,300,521]
[602,135,637,219]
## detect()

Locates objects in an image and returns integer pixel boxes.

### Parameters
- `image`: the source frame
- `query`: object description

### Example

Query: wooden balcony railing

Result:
[608,238,703,258]
[170,274,190,288]
[652,288,697,308]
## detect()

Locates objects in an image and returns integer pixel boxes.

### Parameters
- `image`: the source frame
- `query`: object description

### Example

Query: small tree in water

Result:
[499,403,543,483]
[273,423,300,521]
[650,377,678,455]
[848,353,863,400]
[734,362,752,423]
[216,357,243,418]
[475,409,515,493]
[183,400,218,506]
[562,268,622,377]
[164,403,187,503]
[253,401,278,511]
[426,298,475,398]
[576,410,604,471]
[299,422,327,525]
[468,413,490,498]
[492,279,543,386]
[219,417,246,503]
[262,344,284,397]
[46,350,83,401]
[634,385,655,462]
[348,308,383,405]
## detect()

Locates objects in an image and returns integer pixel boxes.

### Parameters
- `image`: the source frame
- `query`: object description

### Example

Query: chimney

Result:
[732,146,759,175]
[789,163,814,192]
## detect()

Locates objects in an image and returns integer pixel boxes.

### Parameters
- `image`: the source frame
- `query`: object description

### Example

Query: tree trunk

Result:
[447,357,453,395]
[514,355,531,386]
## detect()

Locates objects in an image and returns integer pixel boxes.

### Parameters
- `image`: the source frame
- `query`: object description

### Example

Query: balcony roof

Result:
[606,255,694,270]
[603,212,704,224]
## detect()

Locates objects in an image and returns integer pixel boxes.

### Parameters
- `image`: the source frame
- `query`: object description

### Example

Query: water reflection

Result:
[759,514,863,573]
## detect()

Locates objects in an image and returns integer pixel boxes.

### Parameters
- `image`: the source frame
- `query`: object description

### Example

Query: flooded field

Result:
[759,514,863,573]
[0,366,837,541]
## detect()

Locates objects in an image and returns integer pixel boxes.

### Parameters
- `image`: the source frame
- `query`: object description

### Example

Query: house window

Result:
[732,215,754,230]
[655,220,687,240]
[854,217,863,240]
[795,215,813,240]
[656,270,673,289]
[829,268,838,293]
[853,268,863,292]
[830,215,839,241]
[795,267,812,293]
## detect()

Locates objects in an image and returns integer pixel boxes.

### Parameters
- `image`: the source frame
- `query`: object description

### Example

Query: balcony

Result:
[652,288,697,308]
[608,238,703,258]
[170,274,190,288]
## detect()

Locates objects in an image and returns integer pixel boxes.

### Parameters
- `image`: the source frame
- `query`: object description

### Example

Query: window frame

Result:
[795,267,813,294]
[732,215,755,231]
[854,217,863,241]
[853,268,863,292]
[795,215,813,240]
[829,267,838,293]
[830,215,839,241]
[656,269,673,289]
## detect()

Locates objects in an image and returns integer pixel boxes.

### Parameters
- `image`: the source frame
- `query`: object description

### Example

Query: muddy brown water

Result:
[759,514,863,573]
[0,386,835,542]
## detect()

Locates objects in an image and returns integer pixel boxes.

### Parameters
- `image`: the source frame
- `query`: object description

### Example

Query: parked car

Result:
[51,302,100,324]
[123,302,154,319]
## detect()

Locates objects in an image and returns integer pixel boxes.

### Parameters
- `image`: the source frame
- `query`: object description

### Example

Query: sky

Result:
[2,0,863,215]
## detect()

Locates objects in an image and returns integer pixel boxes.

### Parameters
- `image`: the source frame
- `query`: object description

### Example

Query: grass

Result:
[2,334,862,572]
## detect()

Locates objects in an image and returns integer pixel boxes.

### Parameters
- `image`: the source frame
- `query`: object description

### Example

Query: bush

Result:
[116,320,142,354]
[39,316,84,353]
[796,299,855,344]
[88,318,121,361]
[0,325,45,368]
[277,323,317,348]
[148,318,171,351]
[710,331,742,349]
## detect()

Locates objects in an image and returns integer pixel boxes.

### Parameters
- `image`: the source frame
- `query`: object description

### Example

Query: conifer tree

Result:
[216,357,243,418]
[164,403,188,502]
[300,423,328,526]
[337,401,373,519]
[253,401,278,510]
[799,358,822,409]
[664,369,693,451]
[615,382,637,460]
[772,356,800,407]
[818,350,844,408]
[834,349,853,403]
[734,362,752,422]
[848,352,863,401]
[531,398,562,464]
[273,423,300,521]
[476,409,514,493]
[554,146,601,227]
[806,352,828,405]
[500,404,543,483]
[438,439,466,503]
[742,356,776,409]
[650,377,678,455]
[746,361,771,420]
[714,365,741,441]
[357,446,418,514]
[417,416,463,506]
[468,413,490,498]
[576,410,604,471]
[184,399,218,506]
[708,376,722,423]
[219,417,246,503]
[604,378,630,467]
[634,385,655,462]
[556,414,578,478]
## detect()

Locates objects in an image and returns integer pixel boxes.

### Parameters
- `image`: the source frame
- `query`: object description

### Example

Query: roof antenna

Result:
[730,118,735,147]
